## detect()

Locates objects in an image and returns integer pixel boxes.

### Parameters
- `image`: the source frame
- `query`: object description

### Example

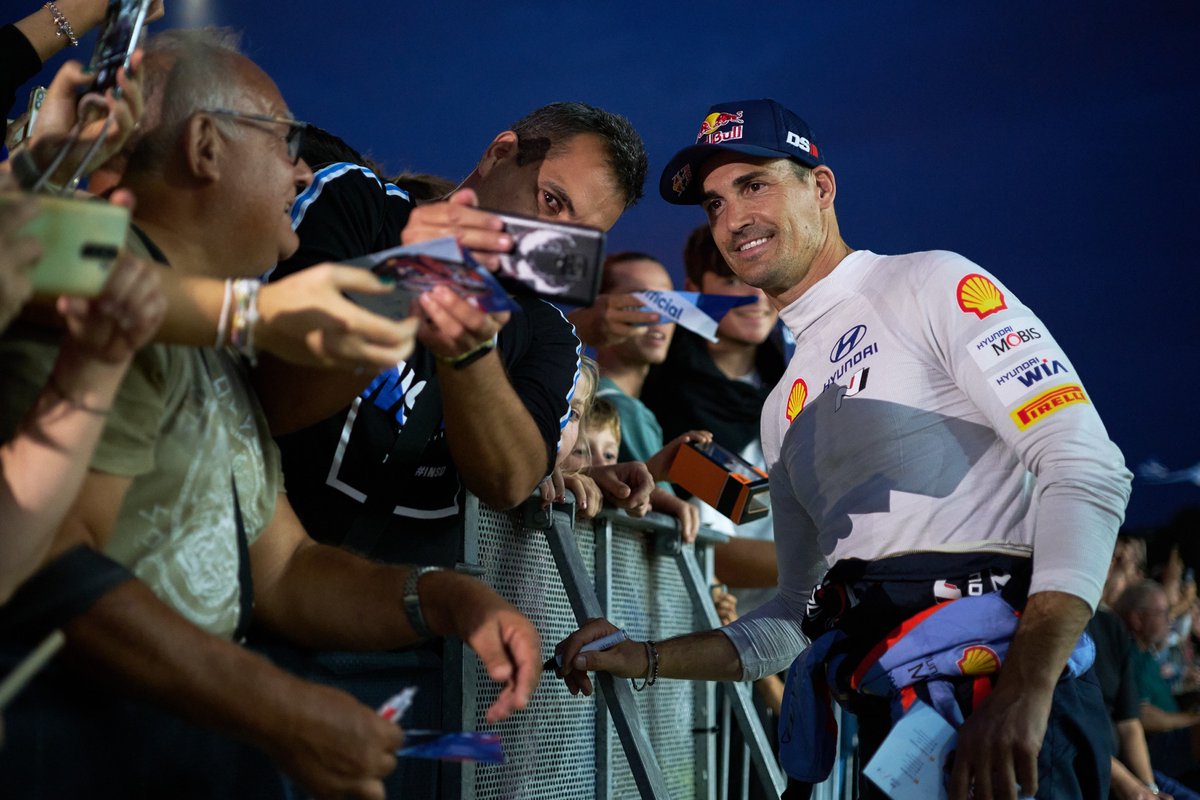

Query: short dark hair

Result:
[682,223,734,286]
[509,102,647,209]
[298,124,385,176]
[601,251,662,293]
[389,171,457,203]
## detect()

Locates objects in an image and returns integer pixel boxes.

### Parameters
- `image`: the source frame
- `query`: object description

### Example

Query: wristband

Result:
[438,334,498,370]
[403,566,445,640]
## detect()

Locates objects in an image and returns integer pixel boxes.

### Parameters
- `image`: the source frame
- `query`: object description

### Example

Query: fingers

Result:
[555,618,620,685]
[1013,746,1038,799]
[418,286,508,359]
[485,621,541,724]
[400,192,512,258]
[948,749,971,800]
[0,193,42,239]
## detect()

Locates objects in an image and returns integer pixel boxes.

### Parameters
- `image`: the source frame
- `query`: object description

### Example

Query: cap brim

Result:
[658,142,795,205]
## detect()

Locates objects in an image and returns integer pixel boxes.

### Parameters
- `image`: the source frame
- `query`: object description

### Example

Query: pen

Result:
[543,628,629,671]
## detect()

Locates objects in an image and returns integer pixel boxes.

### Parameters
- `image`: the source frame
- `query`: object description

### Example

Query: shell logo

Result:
[785,379,808,422]
[956,273,1007,319]
[956,645,1001,676]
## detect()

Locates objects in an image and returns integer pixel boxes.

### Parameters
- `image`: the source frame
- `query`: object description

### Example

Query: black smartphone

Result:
[487,211,606,307]
[88,0,153,94]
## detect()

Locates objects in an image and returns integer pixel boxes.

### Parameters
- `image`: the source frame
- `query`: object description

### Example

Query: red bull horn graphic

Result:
[695,110,744,144]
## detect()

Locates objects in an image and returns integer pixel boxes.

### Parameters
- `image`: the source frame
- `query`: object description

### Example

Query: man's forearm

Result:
[996,590,1092,695]
[1116,718,1156,784]
[658,629,744,682]
[62,578,313,750]
[252,540,419,650]
[1140,701,1200,733]
[438,352,547,508]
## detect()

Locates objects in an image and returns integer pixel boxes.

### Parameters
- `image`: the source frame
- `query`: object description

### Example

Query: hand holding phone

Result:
[488,211,606,306]
[88,0,153,95]
[19,195,130,297]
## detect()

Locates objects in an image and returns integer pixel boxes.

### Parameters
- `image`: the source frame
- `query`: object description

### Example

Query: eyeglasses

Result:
[202,108,307,164]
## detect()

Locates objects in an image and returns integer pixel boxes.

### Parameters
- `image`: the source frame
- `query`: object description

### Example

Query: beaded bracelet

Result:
[44,2,78,47]
[228,279,261,364]
[631,640,659,691]
[214,279,233,348]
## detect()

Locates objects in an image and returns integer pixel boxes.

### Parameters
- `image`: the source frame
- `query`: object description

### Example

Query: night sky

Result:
[17,1,1200,529]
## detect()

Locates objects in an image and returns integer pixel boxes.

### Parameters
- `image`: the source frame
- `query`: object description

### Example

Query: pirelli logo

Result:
[1011,384,1089,430]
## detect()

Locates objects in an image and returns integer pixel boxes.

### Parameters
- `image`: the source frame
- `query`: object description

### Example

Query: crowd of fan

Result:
[0,4,1195,799]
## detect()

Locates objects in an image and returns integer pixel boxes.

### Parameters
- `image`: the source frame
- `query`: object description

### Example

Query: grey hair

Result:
[125,28,250,174]
[1113,579,1167,619]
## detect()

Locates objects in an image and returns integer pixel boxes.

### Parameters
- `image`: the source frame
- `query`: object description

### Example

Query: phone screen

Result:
[89,0,152,93]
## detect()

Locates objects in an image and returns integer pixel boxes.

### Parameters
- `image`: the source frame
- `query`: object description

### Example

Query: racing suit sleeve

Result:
[917,251,1132,610]
[719,466,827,681]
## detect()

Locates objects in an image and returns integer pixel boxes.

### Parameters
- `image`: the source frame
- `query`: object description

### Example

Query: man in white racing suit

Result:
[555,98,1132,800]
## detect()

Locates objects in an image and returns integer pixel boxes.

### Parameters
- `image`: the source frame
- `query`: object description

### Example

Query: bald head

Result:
[124,28,252,177]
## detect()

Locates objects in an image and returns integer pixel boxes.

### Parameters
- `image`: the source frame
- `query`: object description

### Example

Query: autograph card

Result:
[344,237,519,317]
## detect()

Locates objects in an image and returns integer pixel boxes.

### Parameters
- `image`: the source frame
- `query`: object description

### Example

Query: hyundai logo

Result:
[829,325,868,363]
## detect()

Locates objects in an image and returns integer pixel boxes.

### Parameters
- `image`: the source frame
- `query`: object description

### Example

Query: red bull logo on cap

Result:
[696,110,744,144]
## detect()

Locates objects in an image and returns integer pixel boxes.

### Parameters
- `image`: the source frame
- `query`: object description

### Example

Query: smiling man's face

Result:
[698,153,825,303]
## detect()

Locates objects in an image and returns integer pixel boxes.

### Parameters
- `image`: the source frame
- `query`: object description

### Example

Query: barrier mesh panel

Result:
[470,506,597,800]
[607,532,697,800]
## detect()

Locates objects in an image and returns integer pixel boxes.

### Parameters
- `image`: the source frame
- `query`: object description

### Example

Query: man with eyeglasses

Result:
[0,29,541,800]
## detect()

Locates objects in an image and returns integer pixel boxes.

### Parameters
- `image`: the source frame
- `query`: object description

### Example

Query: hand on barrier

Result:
[565,292,661,348]
[586,461,653,517]
[422,571,541,724]
[264,680,402,800]
[649,487,698,543]
[554,618,648,697]
[645,429,712,482]
[400,188,512,271]
[257,264,419,369]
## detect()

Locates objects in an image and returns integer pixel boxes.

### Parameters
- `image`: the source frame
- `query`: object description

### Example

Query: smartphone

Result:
[20,195,129,296]
[88,0,153,94]
[487,211,606,307]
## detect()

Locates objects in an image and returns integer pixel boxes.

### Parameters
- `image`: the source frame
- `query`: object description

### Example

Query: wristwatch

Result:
[403,566,445,640]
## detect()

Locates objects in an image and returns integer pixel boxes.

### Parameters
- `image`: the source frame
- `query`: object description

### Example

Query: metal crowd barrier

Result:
[437,495,788,800]
[302,491,858,798]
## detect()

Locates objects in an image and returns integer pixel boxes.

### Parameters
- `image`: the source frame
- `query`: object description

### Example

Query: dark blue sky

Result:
[23,1,1200,528]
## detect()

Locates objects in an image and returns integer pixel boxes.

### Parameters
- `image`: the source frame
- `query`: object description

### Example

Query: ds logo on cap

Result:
[659,98,826,205]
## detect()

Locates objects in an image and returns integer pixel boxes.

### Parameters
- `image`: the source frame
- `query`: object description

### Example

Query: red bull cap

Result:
[659,98,825,205]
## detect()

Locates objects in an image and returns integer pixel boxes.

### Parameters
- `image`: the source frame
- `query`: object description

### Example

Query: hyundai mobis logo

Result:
[829,325,868,363]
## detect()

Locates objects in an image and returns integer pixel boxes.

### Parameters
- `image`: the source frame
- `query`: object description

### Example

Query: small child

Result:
[557,356,598,473]
[582,398,621,467]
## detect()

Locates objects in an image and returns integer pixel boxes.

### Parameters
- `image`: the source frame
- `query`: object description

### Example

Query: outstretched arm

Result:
[251,494,542,723]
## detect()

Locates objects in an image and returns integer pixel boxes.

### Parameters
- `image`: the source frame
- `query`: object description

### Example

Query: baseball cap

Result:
[659,99,824,205]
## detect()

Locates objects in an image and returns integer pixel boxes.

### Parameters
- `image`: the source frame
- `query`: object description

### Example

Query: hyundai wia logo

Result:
[829,325,868,363]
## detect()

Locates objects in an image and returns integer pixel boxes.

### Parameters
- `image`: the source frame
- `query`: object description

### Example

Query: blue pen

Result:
[543,628,629,671]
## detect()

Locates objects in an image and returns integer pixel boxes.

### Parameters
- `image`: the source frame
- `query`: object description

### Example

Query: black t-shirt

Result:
[640,327,786,488]
[1086,607,1142,751]
[271,163,578,556]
